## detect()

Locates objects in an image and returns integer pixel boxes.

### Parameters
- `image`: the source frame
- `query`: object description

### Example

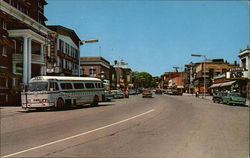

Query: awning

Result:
[209,83,221,88]
[177,85,184,89]
[209,81,236,89]
[220,81,236,87]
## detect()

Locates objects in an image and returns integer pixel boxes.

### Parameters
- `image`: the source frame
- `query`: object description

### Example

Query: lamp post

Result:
[100,70,105,81]
[191,53,207,99]
[79,39,99,76]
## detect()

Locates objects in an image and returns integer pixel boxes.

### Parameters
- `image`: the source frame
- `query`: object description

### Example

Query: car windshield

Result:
[28,82,48,91]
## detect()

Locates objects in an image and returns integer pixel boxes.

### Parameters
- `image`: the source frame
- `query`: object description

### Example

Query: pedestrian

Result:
[195,91,199,98]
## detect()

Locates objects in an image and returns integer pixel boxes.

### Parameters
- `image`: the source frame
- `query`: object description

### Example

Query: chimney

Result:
[234,61,237,65]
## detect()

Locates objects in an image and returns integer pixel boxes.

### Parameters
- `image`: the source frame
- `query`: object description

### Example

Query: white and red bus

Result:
[21,76,104,110]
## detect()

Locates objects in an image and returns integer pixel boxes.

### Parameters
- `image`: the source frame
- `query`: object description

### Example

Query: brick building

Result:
[192,59,238,94]
[113,60,132,90]
[0,0,53,105]
[160,72,187,90]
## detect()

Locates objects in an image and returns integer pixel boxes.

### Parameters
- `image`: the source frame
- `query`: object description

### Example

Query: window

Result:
[3,21,7,30]
[2,47,7,56]
[241,58,247,70]
[60,83,73,89]
[85,83,95,89]
[65,43,69,55]
[89,68,96,77]
[49,81,59,91]
[73,83,84,89]
[16,63,23,74]
[59,40,64,52]
[0,77,8,88]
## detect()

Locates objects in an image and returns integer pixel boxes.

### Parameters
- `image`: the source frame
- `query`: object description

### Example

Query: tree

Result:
[132,71,154,88]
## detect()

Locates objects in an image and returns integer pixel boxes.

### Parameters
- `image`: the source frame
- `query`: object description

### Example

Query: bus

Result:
[21,76,104,110]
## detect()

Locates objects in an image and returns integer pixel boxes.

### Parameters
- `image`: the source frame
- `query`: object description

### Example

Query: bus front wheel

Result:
[56,98,64,109]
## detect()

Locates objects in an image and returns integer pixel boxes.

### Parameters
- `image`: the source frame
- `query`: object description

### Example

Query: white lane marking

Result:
[2,109,155,158]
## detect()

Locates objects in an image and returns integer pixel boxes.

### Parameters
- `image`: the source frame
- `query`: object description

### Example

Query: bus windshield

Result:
[28,82,48,91]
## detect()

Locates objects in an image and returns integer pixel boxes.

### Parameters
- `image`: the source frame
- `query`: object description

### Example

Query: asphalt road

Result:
[0,94,249,158]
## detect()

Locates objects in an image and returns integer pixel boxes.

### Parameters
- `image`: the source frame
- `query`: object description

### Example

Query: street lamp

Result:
[79,39,99,76]
[191,53,207,99]
[100,70,105,81]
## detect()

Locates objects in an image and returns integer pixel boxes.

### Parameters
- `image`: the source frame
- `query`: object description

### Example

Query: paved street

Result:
[1,94,249,158]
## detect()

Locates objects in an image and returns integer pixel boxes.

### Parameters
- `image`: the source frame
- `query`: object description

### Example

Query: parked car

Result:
[142,90,153,98]
[103,91,114,102]
[155,89,163,95]
[129,89,138,95]
[222,92,246,105]
[165,89,182,95]
[111,90,124,99]
[212,92,227,103]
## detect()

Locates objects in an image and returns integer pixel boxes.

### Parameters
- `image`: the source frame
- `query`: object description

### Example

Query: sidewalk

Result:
[183,93,213,101]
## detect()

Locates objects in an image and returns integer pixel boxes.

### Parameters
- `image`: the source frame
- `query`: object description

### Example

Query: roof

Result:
[29,76,101,82]
[47,25,81,46]
[80,56,110,64]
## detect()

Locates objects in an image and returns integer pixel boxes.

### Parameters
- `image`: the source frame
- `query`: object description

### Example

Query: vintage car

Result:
[111,90,124,99]
[222,92,246,105]
[142,90,153,98]
[212,92,228,103]
[129,89,138,95]
[103,91,114,102]
[155,89,163,95]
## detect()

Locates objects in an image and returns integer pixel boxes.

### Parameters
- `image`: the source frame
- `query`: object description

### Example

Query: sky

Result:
[45,0,249,76]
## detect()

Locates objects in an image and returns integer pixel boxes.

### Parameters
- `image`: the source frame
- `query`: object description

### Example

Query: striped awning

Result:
[220,81,236,87]
[209,81,236,88]
[209,83,221,88]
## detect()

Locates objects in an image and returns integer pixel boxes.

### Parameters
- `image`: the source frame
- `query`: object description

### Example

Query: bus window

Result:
[29,82,48,91]
[73,83,84,89]
[60,83,73,89]
[85,83,95,89]
[95,83,99,88]
[49,81,59,91]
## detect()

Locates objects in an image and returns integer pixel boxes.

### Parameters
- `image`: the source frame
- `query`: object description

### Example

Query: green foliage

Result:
[132,71,160,88]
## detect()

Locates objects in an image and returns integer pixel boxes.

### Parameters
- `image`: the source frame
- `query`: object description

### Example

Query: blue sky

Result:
[45,0,249,76]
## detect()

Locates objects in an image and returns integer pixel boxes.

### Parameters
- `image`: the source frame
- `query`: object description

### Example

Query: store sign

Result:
[226,71,243,79]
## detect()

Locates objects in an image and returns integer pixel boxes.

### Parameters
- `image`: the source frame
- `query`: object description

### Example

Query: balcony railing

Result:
[12,54,45,64]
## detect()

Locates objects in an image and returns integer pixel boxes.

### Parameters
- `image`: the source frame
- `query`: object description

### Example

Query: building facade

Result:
[192,59,238,94]
[0,0,53,105]
[113,60,132,90]
[47,25,81,76]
